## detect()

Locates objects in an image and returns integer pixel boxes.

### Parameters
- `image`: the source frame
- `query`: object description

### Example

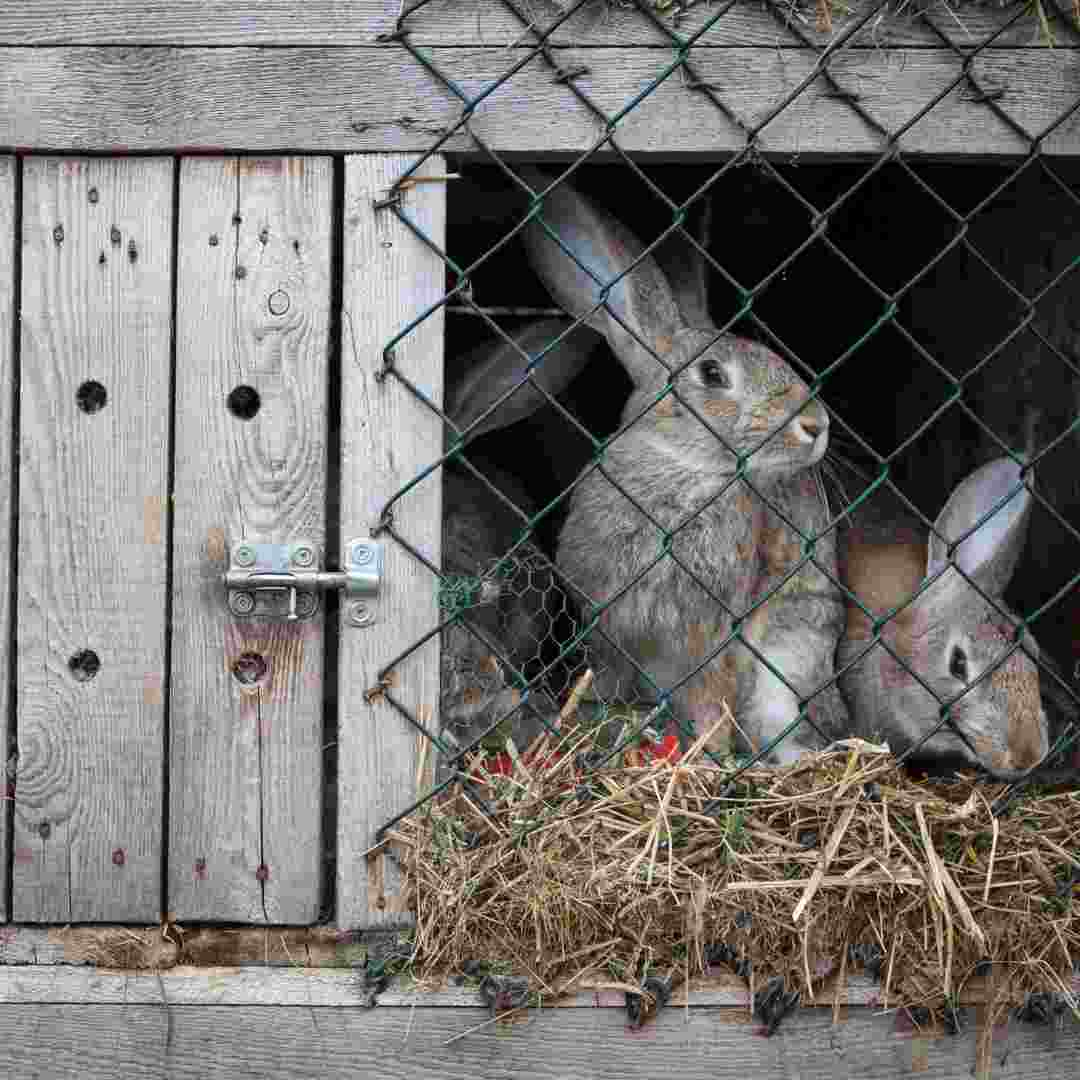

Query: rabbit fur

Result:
[515,167,848,762]
[837,457,1049,778]
[439,319,599,754]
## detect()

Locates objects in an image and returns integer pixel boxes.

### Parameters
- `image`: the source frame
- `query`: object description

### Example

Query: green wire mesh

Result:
[368,0,1080,836]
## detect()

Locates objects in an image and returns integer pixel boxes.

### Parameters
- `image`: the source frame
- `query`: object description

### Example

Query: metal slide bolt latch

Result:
[223,539,382,623]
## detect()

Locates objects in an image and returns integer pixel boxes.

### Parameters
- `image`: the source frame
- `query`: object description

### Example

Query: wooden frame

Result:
[2,3,1080,1075]
[3,1,1080,159]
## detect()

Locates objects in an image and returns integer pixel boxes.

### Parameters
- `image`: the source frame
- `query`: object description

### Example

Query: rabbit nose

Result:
[795,412,827,442]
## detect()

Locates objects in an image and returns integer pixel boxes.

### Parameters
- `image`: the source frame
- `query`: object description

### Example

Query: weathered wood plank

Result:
[0,952,1077,1011]
[3,0,1077,49]
[0,157,13,923]
[337,155,445,927]
[0,1000,1076,1079]
[0,965,891,1006]
[170,157,333,923]
[15,158,172,922]
[3,47,1080,158]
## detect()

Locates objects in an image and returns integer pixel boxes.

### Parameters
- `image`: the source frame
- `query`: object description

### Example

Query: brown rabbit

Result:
[837,457,1049,777]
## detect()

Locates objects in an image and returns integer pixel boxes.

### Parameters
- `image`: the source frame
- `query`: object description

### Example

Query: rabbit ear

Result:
[518,166,683,387]
[446,318,600,444]
[652,197,712,327]
[926,457,1034,598]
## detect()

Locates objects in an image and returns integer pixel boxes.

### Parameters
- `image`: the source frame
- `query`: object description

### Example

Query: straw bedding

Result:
[388,689,1080,1030]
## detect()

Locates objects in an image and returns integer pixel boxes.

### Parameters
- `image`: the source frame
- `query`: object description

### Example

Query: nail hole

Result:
[68,650,101,682]
[98,251,107,266]
[127,239,138,263]
[109,226,121,246]
[232,214,243,226]
[88,187,99,205]
[232,652,269,687]
[52,225,64,245]
[293,239,301,255]
[209,233,220,247]
[258,227,269,245]
[235,265,247,280]
[268,290,290,316]
[227,385,261,420]
[76,380,108,414]
[38,821,51,840]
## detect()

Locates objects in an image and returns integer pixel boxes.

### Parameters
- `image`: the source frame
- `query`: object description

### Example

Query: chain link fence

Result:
[367,0,1080,837]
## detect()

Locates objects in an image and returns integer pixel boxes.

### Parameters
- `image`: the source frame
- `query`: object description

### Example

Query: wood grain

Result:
[3,0,1077,49]
[337,155,445,927]
[3,46,1080,158]
[0,1000,1076,1079]
[0,157,13,922]
[15,157,172,922]
[169,157,332,923]
[0,926,349,967]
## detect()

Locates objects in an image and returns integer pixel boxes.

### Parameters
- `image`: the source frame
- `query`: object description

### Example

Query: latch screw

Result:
[294,594,318,618]
[234,544,256,568]
[291,544,316,568]
[347,601,375,627]
[349,542,375,567]
[229,591,257,616]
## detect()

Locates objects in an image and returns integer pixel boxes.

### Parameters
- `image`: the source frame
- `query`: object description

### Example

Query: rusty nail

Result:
[235,265,247,280]
[53,225,64,245]
[112,848,125,866]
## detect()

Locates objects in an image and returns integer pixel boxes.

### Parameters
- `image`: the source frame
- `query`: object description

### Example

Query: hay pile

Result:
[388,695,1080,1027]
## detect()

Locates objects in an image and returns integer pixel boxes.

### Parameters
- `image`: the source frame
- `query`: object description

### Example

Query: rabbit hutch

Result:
[3,0,1080,1076]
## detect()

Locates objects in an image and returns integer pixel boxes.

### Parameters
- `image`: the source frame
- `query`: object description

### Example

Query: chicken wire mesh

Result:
[366,0,1080,838]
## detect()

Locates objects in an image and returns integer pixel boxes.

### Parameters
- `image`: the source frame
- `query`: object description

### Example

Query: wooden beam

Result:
[0,157,13,922]
[337,155,445,927]
[0,962,1076,1009]
[15,158,173,921]
[2,46,1080,158]
[0,964,878,1006]
[170,157,333,923]
[3,0,1077,50]
[0,998,1077,1079]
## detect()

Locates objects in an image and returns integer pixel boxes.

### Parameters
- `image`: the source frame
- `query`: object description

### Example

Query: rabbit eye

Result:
[949,646,968,682]
[699,358,731,389]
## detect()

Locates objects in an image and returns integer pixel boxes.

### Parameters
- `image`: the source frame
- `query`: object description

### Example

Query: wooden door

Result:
[0,152,446,927]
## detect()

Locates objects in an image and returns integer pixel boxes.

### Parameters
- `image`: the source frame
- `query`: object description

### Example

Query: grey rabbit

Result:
[439,319,599,754]
[837,456,1049,778]
[480,167,851,761]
